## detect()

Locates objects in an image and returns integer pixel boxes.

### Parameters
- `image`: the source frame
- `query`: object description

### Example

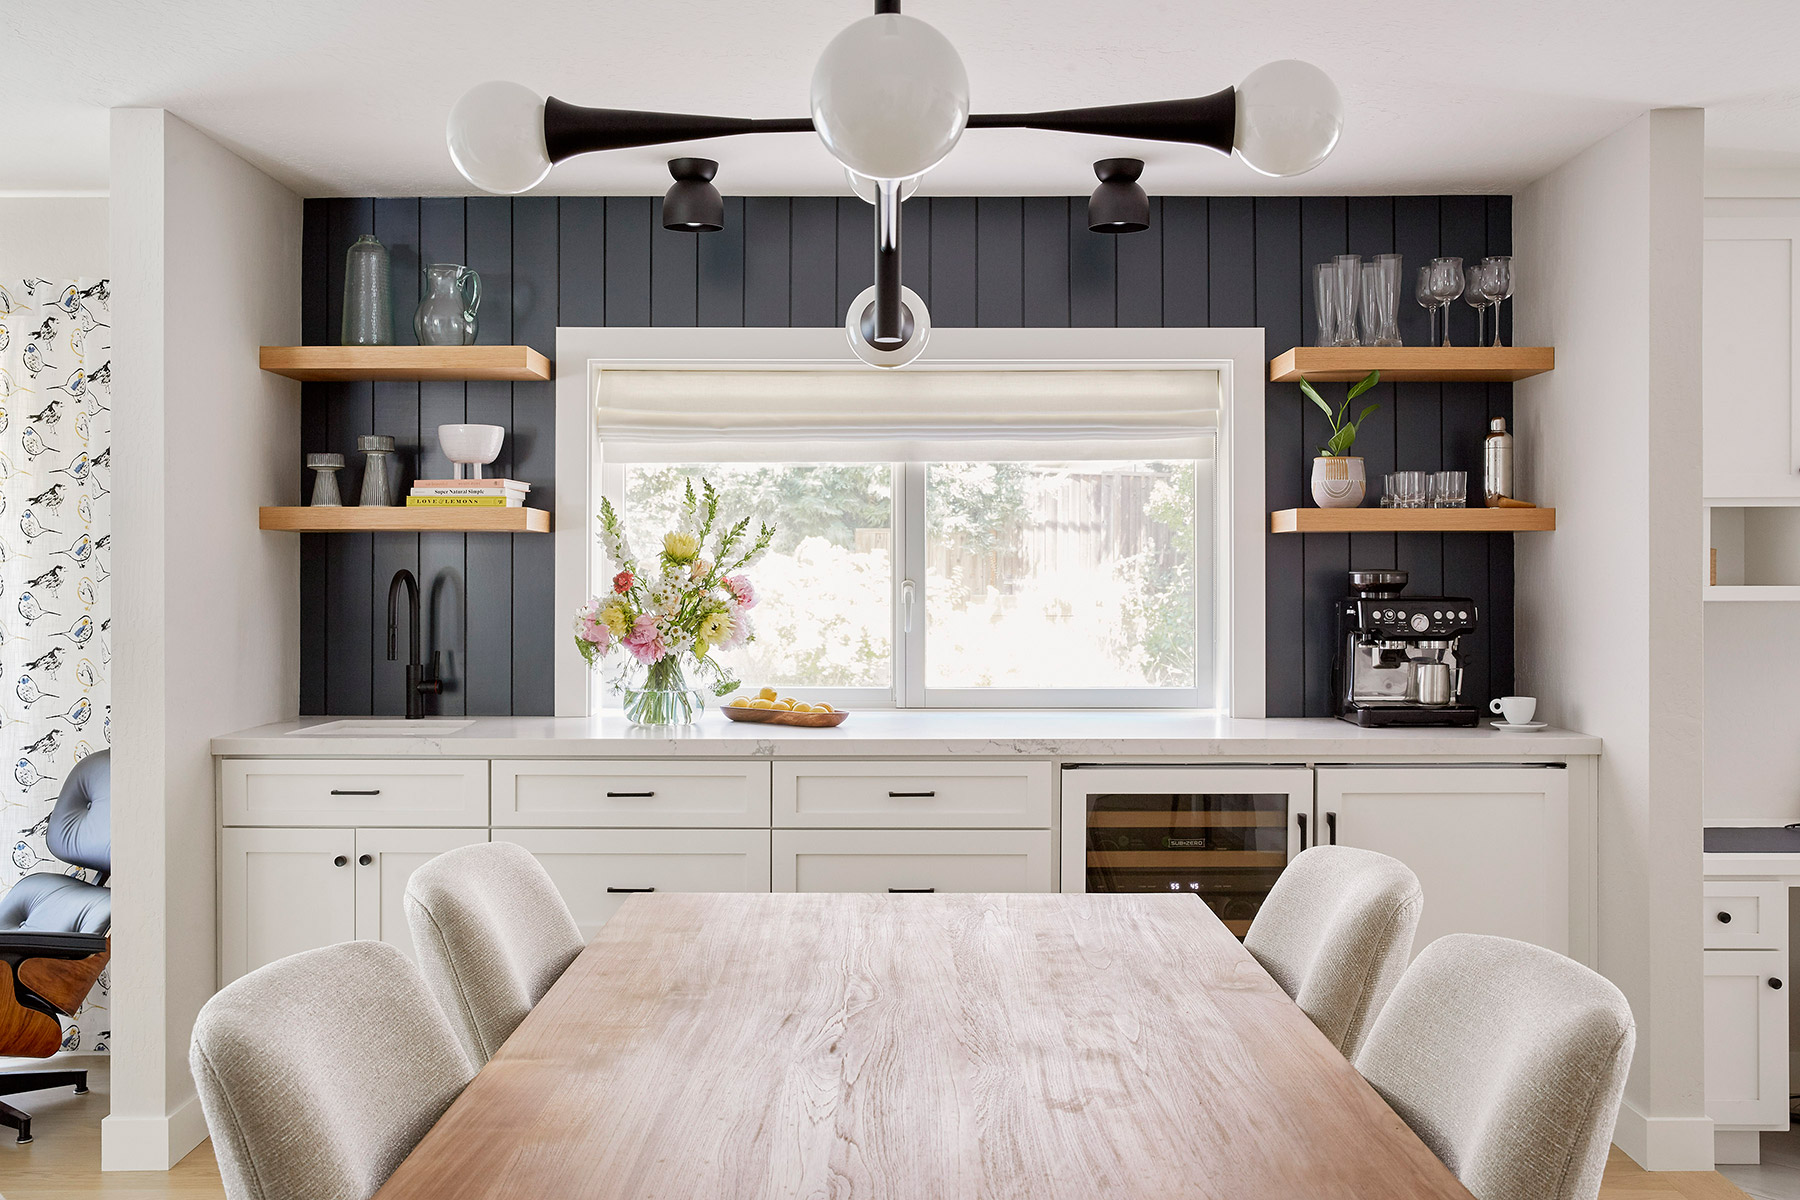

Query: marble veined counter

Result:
[213,711,1600,759]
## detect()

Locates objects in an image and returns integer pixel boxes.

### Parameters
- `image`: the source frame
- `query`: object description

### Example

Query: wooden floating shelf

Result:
[260,507,551,533]
[259,345,552,382]
[1269,346,1555,383]
[1271,507,1556,533]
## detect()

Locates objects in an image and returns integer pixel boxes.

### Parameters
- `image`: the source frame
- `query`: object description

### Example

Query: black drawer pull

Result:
[330,788,381,796]
[888,887,936,893]
[1717,911,1733,924]
[606,791,656,798]
[1772,977,1785,990]
[888,790,936,798]
[606,886,656,894]
[333,855,348,867]
[358,854,373,866]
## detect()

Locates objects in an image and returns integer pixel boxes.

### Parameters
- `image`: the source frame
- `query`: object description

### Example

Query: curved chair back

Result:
[47,749,109,876]
[404,841,585,1065]
[1354,933,1635,1200]
[1243,844,1423,1058]
[191,940,474,1200]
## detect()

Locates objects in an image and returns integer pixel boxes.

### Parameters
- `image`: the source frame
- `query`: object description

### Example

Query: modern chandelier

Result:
[446,1,1344,366]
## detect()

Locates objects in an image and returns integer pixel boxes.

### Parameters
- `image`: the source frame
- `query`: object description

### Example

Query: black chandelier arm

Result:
[543,98,814,163]
[966,87,1237,155]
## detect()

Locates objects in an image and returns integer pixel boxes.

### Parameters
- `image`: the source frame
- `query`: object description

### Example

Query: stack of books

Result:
[407,478,532,508]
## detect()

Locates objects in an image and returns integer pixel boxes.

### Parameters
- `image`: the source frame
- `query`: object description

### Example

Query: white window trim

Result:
[554,328,1266,718]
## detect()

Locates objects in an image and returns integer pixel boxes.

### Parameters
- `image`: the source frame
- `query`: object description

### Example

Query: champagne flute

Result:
[1483,255,1513,346]
[1416,267,1437,347]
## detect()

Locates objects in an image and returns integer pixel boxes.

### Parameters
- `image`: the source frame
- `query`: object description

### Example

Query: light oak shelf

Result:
[1269,346,1555,383]
[259,345,553,382]
[260,507,552,533]
[1271,507,1556,533]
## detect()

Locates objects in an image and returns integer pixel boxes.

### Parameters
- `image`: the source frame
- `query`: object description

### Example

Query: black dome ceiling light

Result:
[1088,158,1150,234]
[446,2,1345,366]
[662,158,724,232]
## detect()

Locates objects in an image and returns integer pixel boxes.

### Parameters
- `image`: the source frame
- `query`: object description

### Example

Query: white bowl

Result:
[437,424,505,477]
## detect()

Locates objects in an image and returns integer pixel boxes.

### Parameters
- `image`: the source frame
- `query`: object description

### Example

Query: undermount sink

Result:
[287,719,475,737]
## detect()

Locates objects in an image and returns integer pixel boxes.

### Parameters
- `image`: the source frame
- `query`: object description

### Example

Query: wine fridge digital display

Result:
[1062,767,1313,938]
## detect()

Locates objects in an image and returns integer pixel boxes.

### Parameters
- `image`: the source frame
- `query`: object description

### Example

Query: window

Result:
[585,350,1229,710]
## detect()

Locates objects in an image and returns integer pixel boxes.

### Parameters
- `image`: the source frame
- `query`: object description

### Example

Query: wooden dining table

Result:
[374,892,1476,1199]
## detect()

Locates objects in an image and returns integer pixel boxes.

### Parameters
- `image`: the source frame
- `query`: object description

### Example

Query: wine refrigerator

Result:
[1060,766,1313,937]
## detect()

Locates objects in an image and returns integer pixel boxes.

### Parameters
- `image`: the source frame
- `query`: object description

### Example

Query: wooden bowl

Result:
[720,705,849,728]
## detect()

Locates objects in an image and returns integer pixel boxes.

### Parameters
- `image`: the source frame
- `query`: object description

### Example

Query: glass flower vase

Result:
[621,655,706,727]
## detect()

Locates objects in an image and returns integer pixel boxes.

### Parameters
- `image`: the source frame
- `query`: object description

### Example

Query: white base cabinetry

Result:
[1702,875,1794,1162]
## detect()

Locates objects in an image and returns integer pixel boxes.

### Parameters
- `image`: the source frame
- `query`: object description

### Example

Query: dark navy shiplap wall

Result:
[299,193,1513,718]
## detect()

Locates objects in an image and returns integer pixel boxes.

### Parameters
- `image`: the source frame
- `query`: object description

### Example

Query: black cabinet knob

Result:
[333,855,348,867]
[358,854,373,866]
[1772,978,1784,990]
[1717,911,1733,924]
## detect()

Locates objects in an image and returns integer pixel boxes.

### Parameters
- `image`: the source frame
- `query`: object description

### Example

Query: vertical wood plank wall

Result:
[299,193,1513,718]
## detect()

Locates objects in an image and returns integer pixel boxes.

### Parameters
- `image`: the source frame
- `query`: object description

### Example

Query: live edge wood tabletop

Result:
[374,892,1474,1200]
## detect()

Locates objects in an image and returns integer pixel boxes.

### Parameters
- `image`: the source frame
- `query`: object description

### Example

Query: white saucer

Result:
[1491,720,1548,732]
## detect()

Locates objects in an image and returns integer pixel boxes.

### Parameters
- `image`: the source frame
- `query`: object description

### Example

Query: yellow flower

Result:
[693,639,710,658]
[599,601,629,636]
[663,531,700,562]
[698,609,734,646]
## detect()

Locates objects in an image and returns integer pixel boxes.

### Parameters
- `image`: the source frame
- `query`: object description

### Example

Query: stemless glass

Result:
[1429,257,1463,346]
[1359,264,1383,347]
[1393,470,1429,508]
[1313,262,1337,347]
[1333,254,1362,346]
[1463,264,1494,349]
[1484,255,1514,346]
[1432,470,1468,508]
[1380,473,1398,507]
[1374,253,1403,346]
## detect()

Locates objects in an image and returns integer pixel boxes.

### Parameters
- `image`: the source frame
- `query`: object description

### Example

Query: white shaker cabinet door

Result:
[1313,767,1570,958]
[1704,218,1800,498]
[1705,949,1790,1129]
[218,827,357,985]
[352,828,490,966]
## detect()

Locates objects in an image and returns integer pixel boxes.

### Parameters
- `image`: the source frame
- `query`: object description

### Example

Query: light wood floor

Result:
[0,1062,1755,1200]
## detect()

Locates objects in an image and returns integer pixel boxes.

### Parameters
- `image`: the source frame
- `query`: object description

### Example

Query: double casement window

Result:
[594,366,1219,709]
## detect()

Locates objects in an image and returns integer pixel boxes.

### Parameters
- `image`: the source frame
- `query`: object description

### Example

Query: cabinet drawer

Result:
[220,759,488,827]
[499,829,771,940]
[1705,881,1788,950]
[772,829,1054,893]
[491,761,771,827]
[773,762,1053,828]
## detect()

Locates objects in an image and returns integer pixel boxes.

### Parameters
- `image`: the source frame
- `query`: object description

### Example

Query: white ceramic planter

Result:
[1310,455,1366,508]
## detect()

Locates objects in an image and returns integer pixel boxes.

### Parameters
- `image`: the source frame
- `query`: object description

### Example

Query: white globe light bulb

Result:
[1233,60,1344,178]
[812,14,970,181]
[447,81,553,194]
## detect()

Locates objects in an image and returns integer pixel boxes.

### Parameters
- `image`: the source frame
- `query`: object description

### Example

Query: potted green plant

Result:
[1300,370,1380,508]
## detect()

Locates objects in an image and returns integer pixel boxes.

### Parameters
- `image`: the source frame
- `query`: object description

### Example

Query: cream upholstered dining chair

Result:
[1242,844,1424,1058]
[404,840,585,1066]
[1354,933,1635,1200]
[190,941,475,1200]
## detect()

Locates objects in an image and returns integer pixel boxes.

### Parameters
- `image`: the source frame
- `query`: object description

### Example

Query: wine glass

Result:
[1428,257,1463,346]
[1463,264,1494,348]
[1416,267,1438,347]
[1483,255,1513,346]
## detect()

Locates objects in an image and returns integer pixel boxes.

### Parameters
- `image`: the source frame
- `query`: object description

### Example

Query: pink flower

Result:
[612,570,635,594]
[723,574,756,609]
[623,614,667,664]
[579,617,610,649]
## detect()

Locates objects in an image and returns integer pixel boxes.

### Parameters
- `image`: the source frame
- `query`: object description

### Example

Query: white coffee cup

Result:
[1489,696,1537,725]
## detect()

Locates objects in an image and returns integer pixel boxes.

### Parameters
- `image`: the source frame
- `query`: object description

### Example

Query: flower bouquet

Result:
[575,479,774,726]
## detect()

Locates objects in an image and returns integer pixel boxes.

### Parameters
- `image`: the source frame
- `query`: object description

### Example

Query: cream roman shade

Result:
[594,367,1220,462]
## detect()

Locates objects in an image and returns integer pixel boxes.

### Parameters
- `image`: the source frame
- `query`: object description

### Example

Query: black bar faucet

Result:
[387,569,444,719]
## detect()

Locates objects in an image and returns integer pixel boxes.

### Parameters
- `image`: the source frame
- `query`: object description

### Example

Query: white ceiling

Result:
[5,0,1800,198]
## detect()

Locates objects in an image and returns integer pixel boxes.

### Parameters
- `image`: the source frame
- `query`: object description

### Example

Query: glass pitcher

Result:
[413,263,481,346]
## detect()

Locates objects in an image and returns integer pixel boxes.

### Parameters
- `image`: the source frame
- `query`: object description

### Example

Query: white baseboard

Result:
[1612,1099,1717,1170]
[100,1093,208,1171]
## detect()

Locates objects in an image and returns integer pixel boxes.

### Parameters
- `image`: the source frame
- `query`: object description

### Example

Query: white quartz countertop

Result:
[212,711,1600,759]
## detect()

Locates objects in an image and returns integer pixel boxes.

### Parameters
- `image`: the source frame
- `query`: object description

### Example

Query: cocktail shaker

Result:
[1484,417,1514,507]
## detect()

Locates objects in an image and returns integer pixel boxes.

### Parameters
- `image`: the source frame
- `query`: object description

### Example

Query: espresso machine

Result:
[1334,570,1480,727]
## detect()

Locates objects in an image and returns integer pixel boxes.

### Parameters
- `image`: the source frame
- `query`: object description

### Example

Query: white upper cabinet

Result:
[1704,217,1800,498]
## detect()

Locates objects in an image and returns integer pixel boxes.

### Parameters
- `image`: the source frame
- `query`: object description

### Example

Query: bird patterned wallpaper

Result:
[0,276,111,1052]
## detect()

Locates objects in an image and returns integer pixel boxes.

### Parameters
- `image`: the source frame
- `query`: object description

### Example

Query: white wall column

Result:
[1514,107,1709,1169]
[106,107,301,1171]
